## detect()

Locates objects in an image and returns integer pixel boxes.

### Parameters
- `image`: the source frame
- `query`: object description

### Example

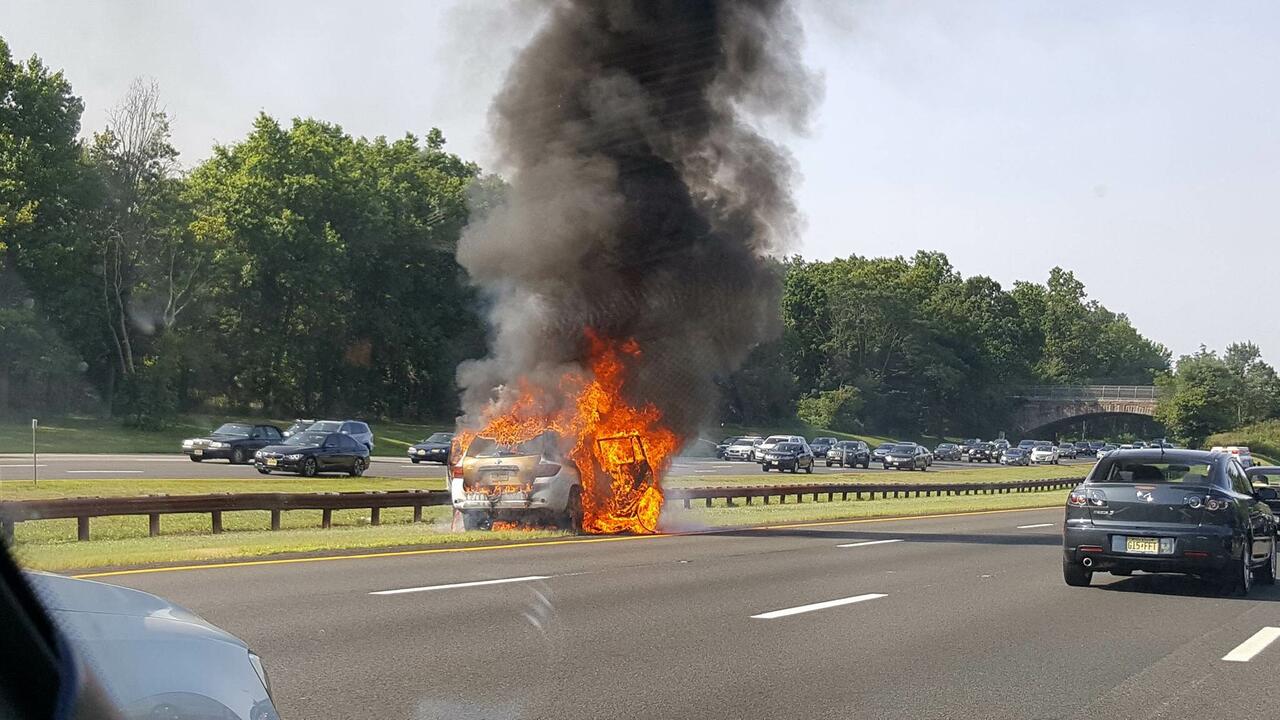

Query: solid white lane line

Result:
[836,539,904,548]
[370,575,551,596]
[752,593,887,620]
[66,470,144,474]
[1016,523,1055,529]
[1222,627,1280,662]
[0,464,47,468]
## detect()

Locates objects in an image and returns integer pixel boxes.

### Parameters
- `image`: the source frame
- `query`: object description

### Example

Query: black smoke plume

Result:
[457,0,817,438]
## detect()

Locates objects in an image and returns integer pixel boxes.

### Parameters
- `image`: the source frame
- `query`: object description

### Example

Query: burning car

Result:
[450,431,584,531]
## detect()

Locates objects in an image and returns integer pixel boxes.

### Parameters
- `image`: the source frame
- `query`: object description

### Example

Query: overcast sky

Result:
[4,0,1278,365]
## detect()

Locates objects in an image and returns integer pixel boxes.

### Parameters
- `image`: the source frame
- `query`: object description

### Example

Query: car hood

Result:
[411,442,450,450]
[25,572,244,649]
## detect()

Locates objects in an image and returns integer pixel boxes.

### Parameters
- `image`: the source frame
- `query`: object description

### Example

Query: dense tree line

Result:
[1,39,487,425]
[720,254,1172,437]
[6,38,1254,442]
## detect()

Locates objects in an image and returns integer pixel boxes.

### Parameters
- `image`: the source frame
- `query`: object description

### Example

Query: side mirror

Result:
[1256,486,1279,501]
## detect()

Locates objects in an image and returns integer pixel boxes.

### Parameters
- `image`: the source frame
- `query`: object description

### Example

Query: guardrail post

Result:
[211,511,223,534]
[745,495,753,506]
[270,510,281,531]
[763,494,770,505]
[76,516,89,541]
[148,513,160,537]
[683,498,691,509]
[322,509,332,528]
[413,504,423,523]
[371,507,381,526]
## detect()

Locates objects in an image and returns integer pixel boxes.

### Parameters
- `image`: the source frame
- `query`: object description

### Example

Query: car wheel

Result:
[410,458,420,464]
[761,465,770,472]
[1063,559,1092,587]
[826,461,832,467]
[560,487,584,533]
[1254,540,1277,586]
[189,456,202,463]
[862,460,870,469]
[1223,542,1253,596]
[461,511,487,531]
[301,457,318,478]
[920,462,927,472]
[349,458,365,477]
[805,463,813,474]
[257,467,270,475]
[231,447,246,465]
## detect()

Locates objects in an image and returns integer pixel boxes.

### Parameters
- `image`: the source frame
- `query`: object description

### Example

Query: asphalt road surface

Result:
[88,507,1280,720]
[0,453,1094,481]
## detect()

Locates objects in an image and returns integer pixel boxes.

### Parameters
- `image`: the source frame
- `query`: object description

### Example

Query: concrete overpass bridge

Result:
[1010,385,1161,434]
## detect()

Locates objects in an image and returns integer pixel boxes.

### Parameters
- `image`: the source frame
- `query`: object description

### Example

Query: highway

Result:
[89,507,1280,719]
[0,453,1094,481]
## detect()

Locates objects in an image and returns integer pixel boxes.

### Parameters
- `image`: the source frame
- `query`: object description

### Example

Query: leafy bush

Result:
[1204,420,1280,461]
[796,385,863,432]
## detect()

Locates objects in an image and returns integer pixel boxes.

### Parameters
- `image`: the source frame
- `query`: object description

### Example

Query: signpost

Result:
[32,418,38,486]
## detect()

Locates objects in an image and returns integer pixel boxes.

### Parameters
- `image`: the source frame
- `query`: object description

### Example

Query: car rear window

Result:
[1095,461,1214,484]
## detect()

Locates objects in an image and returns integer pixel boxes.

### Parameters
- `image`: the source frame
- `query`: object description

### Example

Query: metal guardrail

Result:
[0,489,449,542]
[666,478,1081,508]
[1013,385,1160,401]
[0,478,1081,542]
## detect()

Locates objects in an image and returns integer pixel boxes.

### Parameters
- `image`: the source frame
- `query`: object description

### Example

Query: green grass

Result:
[1205,420,1280,465]
[0,475,444,501]
[0,415,451,457]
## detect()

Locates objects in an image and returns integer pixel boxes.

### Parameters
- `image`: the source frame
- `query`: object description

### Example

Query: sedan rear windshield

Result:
[213,423,252,437]
[470,435,556,458]
[1094,461,1214,484]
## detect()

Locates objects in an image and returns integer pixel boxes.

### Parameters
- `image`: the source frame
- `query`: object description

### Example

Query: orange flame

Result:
[455,331,679,534]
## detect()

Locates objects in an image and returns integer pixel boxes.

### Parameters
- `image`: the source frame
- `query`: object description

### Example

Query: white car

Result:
[1211,445,1254,468]
[754,435,806,462]
[724,436,763,461]
[1029,443,1060,464]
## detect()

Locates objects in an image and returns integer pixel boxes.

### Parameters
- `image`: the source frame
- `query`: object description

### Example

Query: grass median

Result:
[6,483,1072,572]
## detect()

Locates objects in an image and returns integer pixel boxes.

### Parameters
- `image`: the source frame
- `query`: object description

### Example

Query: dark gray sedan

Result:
[1063,449,1278,594]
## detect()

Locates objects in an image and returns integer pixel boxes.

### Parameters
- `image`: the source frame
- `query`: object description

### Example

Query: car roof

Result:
[1101,448,1220,464]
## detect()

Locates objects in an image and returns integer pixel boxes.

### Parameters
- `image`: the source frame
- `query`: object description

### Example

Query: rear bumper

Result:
[450,477,574,513]
[185,447,232,460]
[1064,522,1235,573]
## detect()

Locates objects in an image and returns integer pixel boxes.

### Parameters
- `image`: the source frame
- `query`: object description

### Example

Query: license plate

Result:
[193,449,203,456]
[486,471,515,484]
[1125,536,1160,554]
[266,459,278,467]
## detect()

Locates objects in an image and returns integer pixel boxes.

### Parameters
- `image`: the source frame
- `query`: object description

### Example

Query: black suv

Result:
[762,442,815,473]
[826,440,871,468]
[1063,449,1278,594]
[966,443,997,463]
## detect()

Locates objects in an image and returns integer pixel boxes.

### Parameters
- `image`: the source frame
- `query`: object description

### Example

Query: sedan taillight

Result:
[451,464,464,479]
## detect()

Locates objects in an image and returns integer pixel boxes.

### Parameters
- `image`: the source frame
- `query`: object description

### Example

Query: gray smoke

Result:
[457,0,818,437]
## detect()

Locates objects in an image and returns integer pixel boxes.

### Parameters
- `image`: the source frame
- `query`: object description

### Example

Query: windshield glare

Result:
[213,423,251,437]
[286,432,326,446]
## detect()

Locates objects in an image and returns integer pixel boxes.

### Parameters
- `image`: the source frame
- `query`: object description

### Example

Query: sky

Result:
[3,0,1278,365]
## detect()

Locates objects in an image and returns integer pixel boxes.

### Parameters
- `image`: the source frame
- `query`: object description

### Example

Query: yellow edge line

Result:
[71,503,1064,579]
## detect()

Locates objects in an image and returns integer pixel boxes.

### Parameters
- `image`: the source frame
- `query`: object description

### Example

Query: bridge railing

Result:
[1013,385,1161,402]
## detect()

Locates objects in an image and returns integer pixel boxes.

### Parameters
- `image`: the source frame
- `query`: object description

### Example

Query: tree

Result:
[1155,348,1236,444]
[87,78,198,385]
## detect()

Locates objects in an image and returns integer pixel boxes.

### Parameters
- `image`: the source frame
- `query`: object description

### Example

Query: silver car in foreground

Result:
[26,571,279,719]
